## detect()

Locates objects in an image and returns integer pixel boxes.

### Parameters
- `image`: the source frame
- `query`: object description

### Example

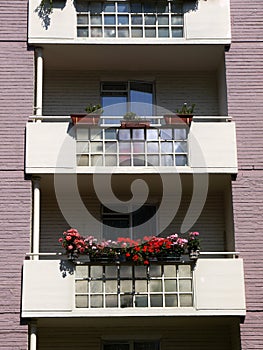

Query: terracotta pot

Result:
[70,113,100,125]
[121,121,150,129]
[164,114,193,126]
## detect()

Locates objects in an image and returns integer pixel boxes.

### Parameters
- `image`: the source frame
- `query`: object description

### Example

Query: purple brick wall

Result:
[226,0,263,348]
[0,1,34,349]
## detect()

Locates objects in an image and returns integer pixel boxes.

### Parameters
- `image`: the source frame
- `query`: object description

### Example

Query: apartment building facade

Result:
[0,0,262,349]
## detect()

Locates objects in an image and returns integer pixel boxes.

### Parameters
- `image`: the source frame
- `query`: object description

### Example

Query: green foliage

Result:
[176,103,195,115]
[85,104,103,114]
[123,112,139,121]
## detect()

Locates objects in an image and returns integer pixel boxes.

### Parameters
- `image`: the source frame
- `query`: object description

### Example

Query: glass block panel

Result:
[77,15,89,25]
[165,294,178,307]
[76,127,89,140]
[147,142,159,153]
[179,294,193,307]
[131,3,142,13]
[90,2,102,14]
[120,265,133,278]
[105,142,117,153]
[105,266,117,278]
[150,280,162,292]
[150,295,163,307]
[91,154,103,165]
[90,128,102,140]
[179,279,192,293]
[76,280,88,293]
[120,280,133,292]
[178,264,191,277]
[135,280,147,292]
[164,279,177,292]
[77,27,89,37]
[135,295,148,307]
[118,28,129,37]
[91,142,103,152]
[77,142,89,154]
[76,295,89,308]
[145,28,156,37]
[161,142,173,153]
[175,155,187,166]
[131,28,143,37]
[158,27,169,37]
[118,2,129,12]
[105,15,116,25]
[91,27,102,37]
[90,265,103,278]
[119,142,131,153]
[135,266,147,278]
[106,295,118,307]
[119,129,131,141]
[76,1,89,12]
[104,2,115,12]
[160,129,173,140]
[172,28,183,38]
[147,129,158,140]
[118,15,129,25]
[147,155,159,166]
[164,265,177,277]
[171,15,183,25]
[161,155,174,166]
[105,280,117,293]
[133,141,145,153]
[119,155,131,166]
[120,295,133,308]
[149,265,162,277]
[76,265,89,278]
[174,141,187,152]
[133,155,145,166]
[132,129,145,140]
[105,128,117,140]
[91,15,102,25]
[105,28,116,37]
[145,15,156,25]
[158,15,169,25]
[90,295,103,308]
[77,154,89,166]
[131,15,142,25]
[90,281,103,293]
[174,128,187,140]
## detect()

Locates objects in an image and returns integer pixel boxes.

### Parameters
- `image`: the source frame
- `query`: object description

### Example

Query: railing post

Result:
[32,177,41,260]
[35,47,43,119]
[30,323,37,350]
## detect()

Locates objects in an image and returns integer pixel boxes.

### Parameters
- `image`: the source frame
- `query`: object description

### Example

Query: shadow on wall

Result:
[36,0,200,30]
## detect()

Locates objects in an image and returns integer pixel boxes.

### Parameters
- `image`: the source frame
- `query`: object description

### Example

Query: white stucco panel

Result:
[22,260,75,312]
[185,0,231,40]
[26,122,76,172]
[195,259,246,311]
[189,122,238,170]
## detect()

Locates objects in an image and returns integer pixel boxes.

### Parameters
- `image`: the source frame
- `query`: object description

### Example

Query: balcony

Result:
[25,116,237,174]
[21,255,246,318]
[28,0,231,45]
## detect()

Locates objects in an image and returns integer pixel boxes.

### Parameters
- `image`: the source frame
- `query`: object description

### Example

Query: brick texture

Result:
[0,1,34,349]
[226,0,263,348]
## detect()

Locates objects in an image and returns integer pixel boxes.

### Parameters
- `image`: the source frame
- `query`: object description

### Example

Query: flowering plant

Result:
[187,231,200,252]
[59,229,200,264]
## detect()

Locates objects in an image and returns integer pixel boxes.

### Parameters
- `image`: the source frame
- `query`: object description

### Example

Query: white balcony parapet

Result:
[21,257,246,318]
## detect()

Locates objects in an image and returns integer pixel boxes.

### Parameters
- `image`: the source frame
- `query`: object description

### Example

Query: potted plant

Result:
[121,112,150,129]
[70,103,103,125]
[164,103,195,126]
[187,231,200,260]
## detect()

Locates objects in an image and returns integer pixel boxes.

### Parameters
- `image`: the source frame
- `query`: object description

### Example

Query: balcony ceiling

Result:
[41,44,226,71]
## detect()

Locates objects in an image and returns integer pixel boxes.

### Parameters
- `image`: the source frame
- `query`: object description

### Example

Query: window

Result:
[102,205,157,241]
[76,1,184,39]
[101,81,154,118]
[103,342,160,350]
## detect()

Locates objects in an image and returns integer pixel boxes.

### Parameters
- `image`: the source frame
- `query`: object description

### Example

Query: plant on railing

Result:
[58,229,201,264]
[176,102,196,115]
